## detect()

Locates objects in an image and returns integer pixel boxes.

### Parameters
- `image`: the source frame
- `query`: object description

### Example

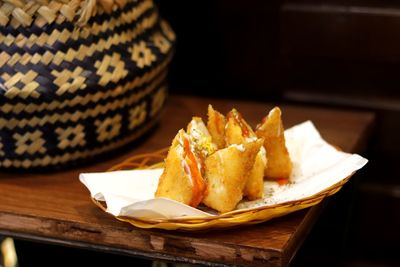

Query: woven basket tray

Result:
[0,0,175,168]
[90,148,353,231]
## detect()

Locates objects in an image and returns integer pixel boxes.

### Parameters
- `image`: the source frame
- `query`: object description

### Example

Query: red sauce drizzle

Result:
[228,111,250,137]
[276,178,289,186]
[183,138,206,207]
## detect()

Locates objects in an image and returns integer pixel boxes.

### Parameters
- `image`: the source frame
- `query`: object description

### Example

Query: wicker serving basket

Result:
[0,0,175,168]
[89,148,354,231]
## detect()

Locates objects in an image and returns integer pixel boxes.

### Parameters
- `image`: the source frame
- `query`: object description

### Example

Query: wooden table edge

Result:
[0,210,284,266]
[0,96,377,267]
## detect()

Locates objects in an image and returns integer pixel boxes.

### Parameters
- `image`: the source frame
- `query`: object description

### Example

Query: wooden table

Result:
[0,95,375,267]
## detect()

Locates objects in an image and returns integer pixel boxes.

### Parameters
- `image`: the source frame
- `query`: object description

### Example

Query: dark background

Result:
[155,0,400,266]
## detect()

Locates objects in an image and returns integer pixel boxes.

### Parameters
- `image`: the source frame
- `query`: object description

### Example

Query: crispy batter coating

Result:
[225,109,266,200]
[187,116,209,134]
[156,105,292,213]
[207,105,226,149]
[155,130,206,207]
[243,148,267,200]
[256,107,292,180]
[187,117,217,158]
[225,108,256,145]
[202,139,263,213]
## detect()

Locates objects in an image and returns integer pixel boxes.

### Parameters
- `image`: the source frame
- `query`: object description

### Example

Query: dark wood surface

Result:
[0,95,375,267]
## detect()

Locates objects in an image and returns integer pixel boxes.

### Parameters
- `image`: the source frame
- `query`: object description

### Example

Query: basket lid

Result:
[0,0,130,28]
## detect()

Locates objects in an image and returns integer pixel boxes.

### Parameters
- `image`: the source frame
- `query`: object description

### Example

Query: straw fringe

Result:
[0,0,133,27]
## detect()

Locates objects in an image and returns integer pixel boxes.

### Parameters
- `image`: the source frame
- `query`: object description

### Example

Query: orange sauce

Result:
[276,178,289,186]
[228,111,251,137]
[183,138,206,207]
[261,116,267,124]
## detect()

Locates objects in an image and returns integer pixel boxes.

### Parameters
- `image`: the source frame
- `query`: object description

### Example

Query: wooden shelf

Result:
[0,95,375,266]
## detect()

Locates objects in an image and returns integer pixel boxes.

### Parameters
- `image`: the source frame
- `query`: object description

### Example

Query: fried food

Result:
[207,105,226,149]
[155,105,293,213]
[155,130,207,207]
[187,116,217,158]
[225,108,256,145]
[202,139,263,213]
[256,107,292,180]
[225,109,267,200]
[244,147,267,200]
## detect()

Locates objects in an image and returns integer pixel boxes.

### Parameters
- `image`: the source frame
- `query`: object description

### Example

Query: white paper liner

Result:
[80,121,368,219]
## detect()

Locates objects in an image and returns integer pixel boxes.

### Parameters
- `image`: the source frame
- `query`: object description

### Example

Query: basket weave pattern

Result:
[0,0,175,168]
[93,149,353,231]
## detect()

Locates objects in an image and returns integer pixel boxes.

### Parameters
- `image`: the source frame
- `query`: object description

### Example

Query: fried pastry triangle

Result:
[207,105,226,149]
[256,107,292,180]
[225,109,267,200]
[202,139,263,213]
[155,130,207,207]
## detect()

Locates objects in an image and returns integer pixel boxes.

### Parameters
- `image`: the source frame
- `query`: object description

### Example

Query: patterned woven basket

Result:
[0,0,175,168]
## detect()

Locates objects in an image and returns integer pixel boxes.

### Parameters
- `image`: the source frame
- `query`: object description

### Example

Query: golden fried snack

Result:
[202,139,263,213]
[225,108,256,145]
[256,107,292,180]
[243,147,267,200]
[206,105,226,149]
[225,109,266,200]
[155,130,206,207]
[187,117,217,158]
